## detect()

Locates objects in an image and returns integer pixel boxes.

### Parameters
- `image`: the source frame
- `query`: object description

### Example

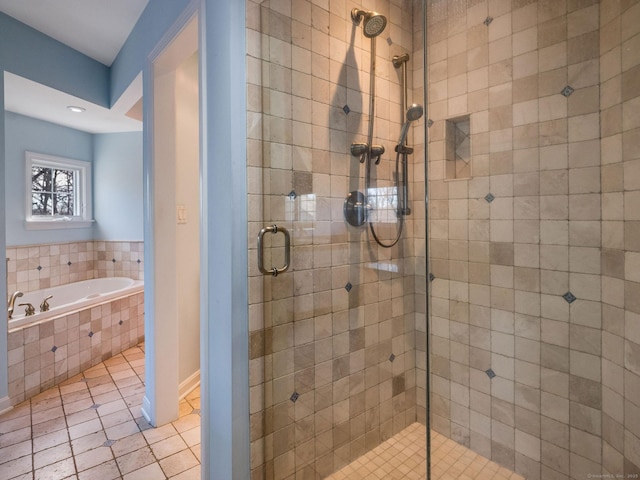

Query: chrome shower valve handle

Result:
[350,143,368,163]
[19,303,35,316]
[40,295,53,312]
[371,145,385,164]
[350,143,385,164]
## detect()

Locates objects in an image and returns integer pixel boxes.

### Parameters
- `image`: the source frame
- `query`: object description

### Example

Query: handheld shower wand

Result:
[395,103,424,217]
[397,104,424,146]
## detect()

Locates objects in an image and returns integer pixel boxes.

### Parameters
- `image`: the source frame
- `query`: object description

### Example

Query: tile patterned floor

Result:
[0,344,525,480]
[326,422,526,480]
[0,344,201,480]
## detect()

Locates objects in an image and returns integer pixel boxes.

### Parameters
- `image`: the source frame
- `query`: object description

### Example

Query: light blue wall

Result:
[2,3,251,473]
[110,0,191,104]
[201,1,250,477]
[93,132,143,241]
[4,112,94,246]
[0,13,109,106]
[4,114,143,245]
[0,0,192,424]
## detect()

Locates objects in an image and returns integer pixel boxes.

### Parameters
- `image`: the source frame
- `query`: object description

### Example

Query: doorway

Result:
[142,14,200,428]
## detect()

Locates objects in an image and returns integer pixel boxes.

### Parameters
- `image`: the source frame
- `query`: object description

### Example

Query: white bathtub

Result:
[8,277,144,331]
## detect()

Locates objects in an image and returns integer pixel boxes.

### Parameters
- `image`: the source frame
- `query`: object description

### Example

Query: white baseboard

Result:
[0,396,12,416]
[141,395,153,426]
[140,372,198,427]
[179,370,200,400]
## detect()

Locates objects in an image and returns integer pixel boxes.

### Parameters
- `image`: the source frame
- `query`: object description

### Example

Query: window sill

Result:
[24,219,95,230]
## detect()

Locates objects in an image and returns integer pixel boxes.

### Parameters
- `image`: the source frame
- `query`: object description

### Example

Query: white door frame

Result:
[142,3,199,429]
[143,0,249,477]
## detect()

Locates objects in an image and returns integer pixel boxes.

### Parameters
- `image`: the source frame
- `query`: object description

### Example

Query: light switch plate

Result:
[177,205,187,224]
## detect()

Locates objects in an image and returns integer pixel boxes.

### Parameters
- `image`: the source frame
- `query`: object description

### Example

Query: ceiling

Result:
[0,0,149,133]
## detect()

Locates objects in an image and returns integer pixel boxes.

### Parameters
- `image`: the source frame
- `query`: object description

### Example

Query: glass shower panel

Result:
[426,0,640,478]
[247,0,428,478]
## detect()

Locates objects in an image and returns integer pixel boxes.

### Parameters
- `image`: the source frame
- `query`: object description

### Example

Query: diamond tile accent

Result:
[386,37,392,46]
[345,282,353,292]
[561,85,574,97]
[37,265,42,271]
[290,392,299,403]
[137,259,142,264]
[484,16,493,26]
[485,193,495,203]
[67,261,72,266]
[427,119,434,128]
[119,320,124,325]
[288,190,297,199]
[429,273,435,282]
[88,331,94,338]
[389,354,396,363]
[485,368,496,379]
[563,291,577,303]
[342,104,351,115]
[51,346,57,353]
[192,409,201,416]
[103,440,115,447]
[90,404,100,409]
[112,258,117,263]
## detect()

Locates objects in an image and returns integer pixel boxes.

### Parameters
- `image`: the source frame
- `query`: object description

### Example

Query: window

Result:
[25,152,93,229]
[367,186,398,224]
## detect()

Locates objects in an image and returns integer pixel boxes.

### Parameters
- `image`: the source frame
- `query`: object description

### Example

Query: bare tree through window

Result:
[31,166,75,216]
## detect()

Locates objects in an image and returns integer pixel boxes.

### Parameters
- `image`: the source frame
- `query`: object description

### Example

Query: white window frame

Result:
[25,151,94,229]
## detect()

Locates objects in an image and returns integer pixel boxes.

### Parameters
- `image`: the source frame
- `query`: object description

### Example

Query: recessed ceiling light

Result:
[67,106,86,113]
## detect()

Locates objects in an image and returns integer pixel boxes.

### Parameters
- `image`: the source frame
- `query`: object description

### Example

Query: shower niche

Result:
[445,114,471,180]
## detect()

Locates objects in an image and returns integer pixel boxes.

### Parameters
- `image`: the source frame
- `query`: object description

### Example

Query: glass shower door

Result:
[246,0,428,478]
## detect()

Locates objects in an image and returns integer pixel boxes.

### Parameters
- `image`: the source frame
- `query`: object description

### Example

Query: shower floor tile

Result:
[325,422,526,480]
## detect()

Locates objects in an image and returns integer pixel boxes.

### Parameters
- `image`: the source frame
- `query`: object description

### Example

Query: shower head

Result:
[406,103,424,122]
[351,8,387,38]
[397,103,424,146]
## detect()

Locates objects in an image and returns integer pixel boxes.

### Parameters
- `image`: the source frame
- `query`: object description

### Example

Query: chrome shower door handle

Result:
[257,224,290,276]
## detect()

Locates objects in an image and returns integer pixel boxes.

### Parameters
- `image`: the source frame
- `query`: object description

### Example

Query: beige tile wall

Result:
[5,241,144,407]
[600,0,640,476]
[6,241,144,295]
[6,291,144,406]
[246,0,426,478]
[427,0,640,478]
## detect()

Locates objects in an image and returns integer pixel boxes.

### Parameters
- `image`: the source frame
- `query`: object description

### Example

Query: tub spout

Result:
[7,291,23,319]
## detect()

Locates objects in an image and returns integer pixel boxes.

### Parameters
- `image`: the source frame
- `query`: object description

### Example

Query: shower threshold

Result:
[324,423,526,480]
